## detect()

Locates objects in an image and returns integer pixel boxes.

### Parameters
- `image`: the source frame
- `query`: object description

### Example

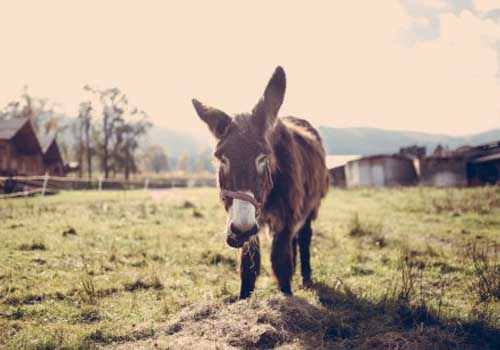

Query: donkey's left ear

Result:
[252,66,286,132]
[192,99,232,139]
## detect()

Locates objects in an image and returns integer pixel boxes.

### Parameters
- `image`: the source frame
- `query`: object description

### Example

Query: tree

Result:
[84,86,151,179]
[78,101,93,179]
[112,111,151,179]
[144,145,169,173]
[85,86,128,179]
[177,153,190,173]
[195,148,214,173]
[71,114,85,178]
[0,87,60,134]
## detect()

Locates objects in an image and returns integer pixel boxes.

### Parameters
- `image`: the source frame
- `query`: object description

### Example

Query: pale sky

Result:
[1,0,500,137]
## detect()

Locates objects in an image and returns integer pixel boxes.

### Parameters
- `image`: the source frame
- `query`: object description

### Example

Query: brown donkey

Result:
[193,67,329,299]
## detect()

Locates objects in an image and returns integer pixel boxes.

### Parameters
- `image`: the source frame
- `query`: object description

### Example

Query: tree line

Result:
[0,87,215,178]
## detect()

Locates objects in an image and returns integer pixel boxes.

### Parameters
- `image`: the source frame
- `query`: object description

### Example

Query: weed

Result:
[348,213,383,239]
[79,276,97,304]
[466,242,500,302]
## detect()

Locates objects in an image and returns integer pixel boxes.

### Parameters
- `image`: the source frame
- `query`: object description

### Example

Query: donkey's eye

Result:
[219,155,230,172]
[255,154,268,174]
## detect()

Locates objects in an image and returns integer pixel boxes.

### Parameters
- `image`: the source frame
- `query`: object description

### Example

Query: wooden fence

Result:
[0,174,216,199]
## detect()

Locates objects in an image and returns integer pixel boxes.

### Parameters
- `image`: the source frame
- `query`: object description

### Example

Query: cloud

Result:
[474,0,500,13]
[399,0,474,45]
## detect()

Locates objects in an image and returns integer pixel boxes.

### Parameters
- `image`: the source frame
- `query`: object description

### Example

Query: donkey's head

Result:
[193,66,286,248]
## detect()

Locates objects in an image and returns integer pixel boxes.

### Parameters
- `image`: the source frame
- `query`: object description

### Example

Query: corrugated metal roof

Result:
[347,153,414,165]
[471,153,500,164]
[325,155,360,169]
[0,117,29,140]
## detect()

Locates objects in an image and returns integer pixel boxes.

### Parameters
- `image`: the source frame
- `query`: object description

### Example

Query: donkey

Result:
[192,66,329,299]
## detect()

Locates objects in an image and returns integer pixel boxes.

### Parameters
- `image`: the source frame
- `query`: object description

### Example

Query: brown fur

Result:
[193,67,329,298]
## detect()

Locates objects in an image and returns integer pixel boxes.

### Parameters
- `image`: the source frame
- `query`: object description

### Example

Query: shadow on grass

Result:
[308,281,500,350]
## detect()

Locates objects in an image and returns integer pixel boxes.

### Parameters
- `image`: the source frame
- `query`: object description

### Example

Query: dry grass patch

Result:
[165,296,329,349]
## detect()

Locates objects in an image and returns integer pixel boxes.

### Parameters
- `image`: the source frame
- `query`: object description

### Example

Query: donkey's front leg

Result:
[271,230,294,295]
[239,236,261,299]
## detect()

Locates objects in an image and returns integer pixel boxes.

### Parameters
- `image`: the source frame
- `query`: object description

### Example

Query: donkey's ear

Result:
[252,66,286,132]
[192,99,232,139]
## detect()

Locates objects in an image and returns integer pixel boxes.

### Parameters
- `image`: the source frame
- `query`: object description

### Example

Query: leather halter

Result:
[220,190,262,209]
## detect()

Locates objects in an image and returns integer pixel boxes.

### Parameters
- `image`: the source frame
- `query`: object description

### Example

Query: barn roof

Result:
[347,153,414,165]
[0,117,30,140]
[39,132,57,154]
[39,131,65,165]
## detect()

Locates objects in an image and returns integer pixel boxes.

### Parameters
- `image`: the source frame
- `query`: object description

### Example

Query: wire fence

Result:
[0,174,216,199]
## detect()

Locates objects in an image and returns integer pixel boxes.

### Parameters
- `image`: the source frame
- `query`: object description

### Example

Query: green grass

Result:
[0,187,499,349]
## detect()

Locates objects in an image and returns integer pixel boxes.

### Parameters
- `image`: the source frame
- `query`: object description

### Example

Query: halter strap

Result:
[220,190,262,209]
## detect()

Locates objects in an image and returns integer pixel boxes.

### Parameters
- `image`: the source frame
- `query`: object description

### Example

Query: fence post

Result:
[144,178,149,191]
[42,172,49,196]
[98,177,103,191]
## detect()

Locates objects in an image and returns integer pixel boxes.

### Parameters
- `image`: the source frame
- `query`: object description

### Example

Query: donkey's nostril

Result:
[226,224,259,249]
[230,223,245,236]
[229,223,258,236]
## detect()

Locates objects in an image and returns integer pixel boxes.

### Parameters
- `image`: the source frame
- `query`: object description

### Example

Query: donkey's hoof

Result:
[302,279,314,289]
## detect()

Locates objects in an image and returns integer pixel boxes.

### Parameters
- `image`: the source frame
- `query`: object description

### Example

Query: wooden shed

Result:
[0,118,44,176]
[39,133,66,176]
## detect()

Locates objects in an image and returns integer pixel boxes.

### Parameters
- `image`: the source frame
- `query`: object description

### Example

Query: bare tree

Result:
[78,101,93,179]
[112,109,151,179]
[0,87,60,134]
[85,86,151,179]
[85,86,128,179]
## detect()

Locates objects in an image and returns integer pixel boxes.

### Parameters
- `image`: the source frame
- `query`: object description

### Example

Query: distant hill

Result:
[146,126,209,157]
[147,124,500,157]
[318,126,500,155]
[56,116,500,158]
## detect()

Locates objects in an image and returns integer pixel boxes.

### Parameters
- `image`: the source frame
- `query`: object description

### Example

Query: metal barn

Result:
[345,155,418,188]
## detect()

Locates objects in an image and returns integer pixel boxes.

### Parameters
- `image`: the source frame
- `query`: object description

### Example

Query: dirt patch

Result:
[123,277,163,292]
[18,241,47,251]
[62,227,77,236]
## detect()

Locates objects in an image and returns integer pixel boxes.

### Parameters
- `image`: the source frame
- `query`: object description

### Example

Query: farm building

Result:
[468,154,500,185]
[40,133,66,176]
[463,141,500,186]
[329,165,347,188]
[0,118,44,176]
[345,155,418,188]
[420,141,500,187]
[419,156,468,187]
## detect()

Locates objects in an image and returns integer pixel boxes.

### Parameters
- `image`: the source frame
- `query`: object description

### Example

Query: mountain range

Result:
[148,124,500,157]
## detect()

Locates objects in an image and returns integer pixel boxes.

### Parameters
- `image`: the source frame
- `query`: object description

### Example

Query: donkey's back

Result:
[270,116,330,224]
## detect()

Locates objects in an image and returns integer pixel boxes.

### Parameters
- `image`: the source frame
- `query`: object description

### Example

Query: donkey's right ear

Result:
[192,99,232,139]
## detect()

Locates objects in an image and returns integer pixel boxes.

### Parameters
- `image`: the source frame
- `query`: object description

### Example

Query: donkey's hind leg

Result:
[298,215,313,288]
[239,236,261,299]
[292,236,298,272]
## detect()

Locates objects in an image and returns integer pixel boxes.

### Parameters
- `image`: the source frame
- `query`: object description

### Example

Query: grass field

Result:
[0,187,499,349]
